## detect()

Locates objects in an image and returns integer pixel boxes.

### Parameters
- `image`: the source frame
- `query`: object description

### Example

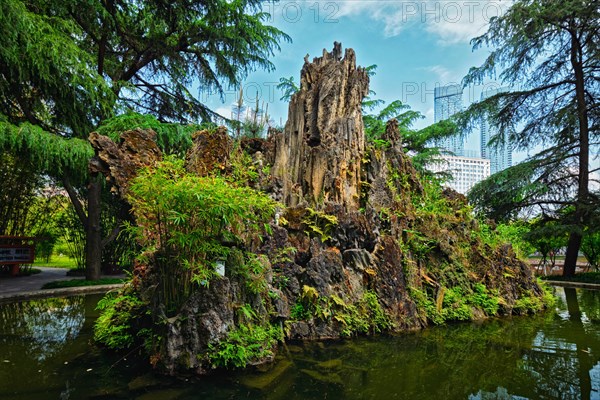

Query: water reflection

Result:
[0,296,85,361]
[0,288,599,400]
[229,287,600,400]
[0,295,104,399]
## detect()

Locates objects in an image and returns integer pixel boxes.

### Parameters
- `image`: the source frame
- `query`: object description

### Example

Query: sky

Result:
[203,0,514,155]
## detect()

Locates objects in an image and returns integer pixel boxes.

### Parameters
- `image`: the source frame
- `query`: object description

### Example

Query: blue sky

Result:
[204,0,513,154]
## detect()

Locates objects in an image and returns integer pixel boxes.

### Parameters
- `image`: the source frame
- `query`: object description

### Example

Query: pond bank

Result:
[0,267,125,303]
[543,280,600,290]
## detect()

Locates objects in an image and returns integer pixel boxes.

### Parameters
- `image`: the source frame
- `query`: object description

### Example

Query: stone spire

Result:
[272,42,369,210]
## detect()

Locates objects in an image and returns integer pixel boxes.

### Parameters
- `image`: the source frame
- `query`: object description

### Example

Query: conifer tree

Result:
[461,0,599,276]
[0,0,289,279]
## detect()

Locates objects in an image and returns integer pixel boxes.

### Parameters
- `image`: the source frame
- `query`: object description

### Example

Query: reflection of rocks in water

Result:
[239,358,293,391]
[0,296,85,361]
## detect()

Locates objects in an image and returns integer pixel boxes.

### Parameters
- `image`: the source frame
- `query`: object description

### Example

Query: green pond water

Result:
[1,287,599,400]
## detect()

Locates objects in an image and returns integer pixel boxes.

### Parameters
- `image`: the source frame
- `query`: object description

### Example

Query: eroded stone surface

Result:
[185,126,232,176]
[89,128,162,197]
[90,42,546,376]
[272,42,369,209]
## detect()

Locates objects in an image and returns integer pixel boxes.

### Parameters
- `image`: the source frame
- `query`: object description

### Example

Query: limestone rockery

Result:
[90,43,546,375]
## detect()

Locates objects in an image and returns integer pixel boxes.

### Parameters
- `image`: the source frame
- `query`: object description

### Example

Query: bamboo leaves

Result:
[127,156,277,313]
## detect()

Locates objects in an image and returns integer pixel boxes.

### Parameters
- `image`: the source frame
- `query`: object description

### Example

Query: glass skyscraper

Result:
[434,84,464,156]
[480,87,513,174]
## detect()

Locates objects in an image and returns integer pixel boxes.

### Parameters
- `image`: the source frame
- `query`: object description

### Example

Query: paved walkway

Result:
[0,267,125,303]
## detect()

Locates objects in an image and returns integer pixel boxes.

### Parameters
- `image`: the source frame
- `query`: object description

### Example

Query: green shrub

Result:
[513,295,544,315]
[468,283,500,316]
[439,287,473,322]
[127,156,277,314]
[411,284,501,325]
[513,285,554,315]
[208,323,282,368]
[94,291,148,350]
[302,208,338,242]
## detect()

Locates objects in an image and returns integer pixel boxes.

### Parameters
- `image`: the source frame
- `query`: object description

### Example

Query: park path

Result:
[0,267,124,302]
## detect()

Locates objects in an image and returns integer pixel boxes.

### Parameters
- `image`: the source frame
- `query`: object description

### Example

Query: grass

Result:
[42,277,128,289]
[541,272,600,284]
[33,254,79,269]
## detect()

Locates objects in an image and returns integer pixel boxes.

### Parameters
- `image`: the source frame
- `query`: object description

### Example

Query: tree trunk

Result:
[563,25,590,277]
[86,174,102,280]
[564,232,582,277]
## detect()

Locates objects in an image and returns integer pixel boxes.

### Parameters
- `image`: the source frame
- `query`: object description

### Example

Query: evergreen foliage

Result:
[460,0,600,276]
[1,0,290,130]
[0,1,113,135]
[362,92,457,177]
[0,122,93,184]
[277,76,299,102]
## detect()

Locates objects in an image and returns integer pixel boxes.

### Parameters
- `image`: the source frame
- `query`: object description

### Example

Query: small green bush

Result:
[513,286,555,315]
[208,323,282,368]
[94,291,148,350]
[468,283,500,316]
[411,283,502,325]
[440,287,473,322]
[127,156,277,314]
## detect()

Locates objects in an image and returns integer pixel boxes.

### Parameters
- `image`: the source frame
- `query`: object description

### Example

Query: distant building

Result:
[429,155,491,195]
[480,87,513,174]
[434,84,464,156]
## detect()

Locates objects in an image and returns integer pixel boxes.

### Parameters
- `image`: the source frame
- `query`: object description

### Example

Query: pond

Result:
[0,287,599,400]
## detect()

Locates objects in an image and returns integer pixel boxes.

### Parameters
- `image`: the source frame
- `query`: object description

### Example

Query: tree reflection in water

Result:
[0,289,598,400]
[468,287,600,400]
[0,296,84,362]
[520,287,599,400]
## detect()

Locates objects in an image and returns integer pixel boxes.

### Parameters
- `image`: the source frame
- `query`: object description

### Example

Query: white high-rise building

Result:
[427,84,494,194]
[480,87,513,174]
[434,84,464,156]
[428,155,491,195]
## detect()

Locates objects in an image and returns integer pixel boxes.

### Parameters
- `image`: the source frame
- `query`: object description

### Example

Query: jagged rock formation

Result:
[185,126,232,176]
[272,41,369,210]
[89,128,162,197]
[91,43,547,376]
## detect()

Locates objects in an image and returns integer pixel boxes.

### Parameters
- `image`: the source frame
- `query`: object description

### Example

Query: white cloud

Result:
[422,65,455,83]
[215,106,231,119]
[336,0,510,43]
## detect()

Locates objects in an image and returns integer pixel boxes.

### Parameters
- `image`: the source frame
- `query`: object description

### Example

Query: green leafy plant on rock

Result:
[94,291,152,350]
[127,156,277,315]
[330,291,393,337]
[290,286,392,337]
[513,286,555,315]
[207,323,282,368]
[410,283,501,325]
[302,208,338,242]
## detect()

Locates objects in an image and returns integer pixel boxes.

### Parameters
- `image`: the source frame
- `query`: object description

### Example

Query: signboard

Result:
[0,245,35,264]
